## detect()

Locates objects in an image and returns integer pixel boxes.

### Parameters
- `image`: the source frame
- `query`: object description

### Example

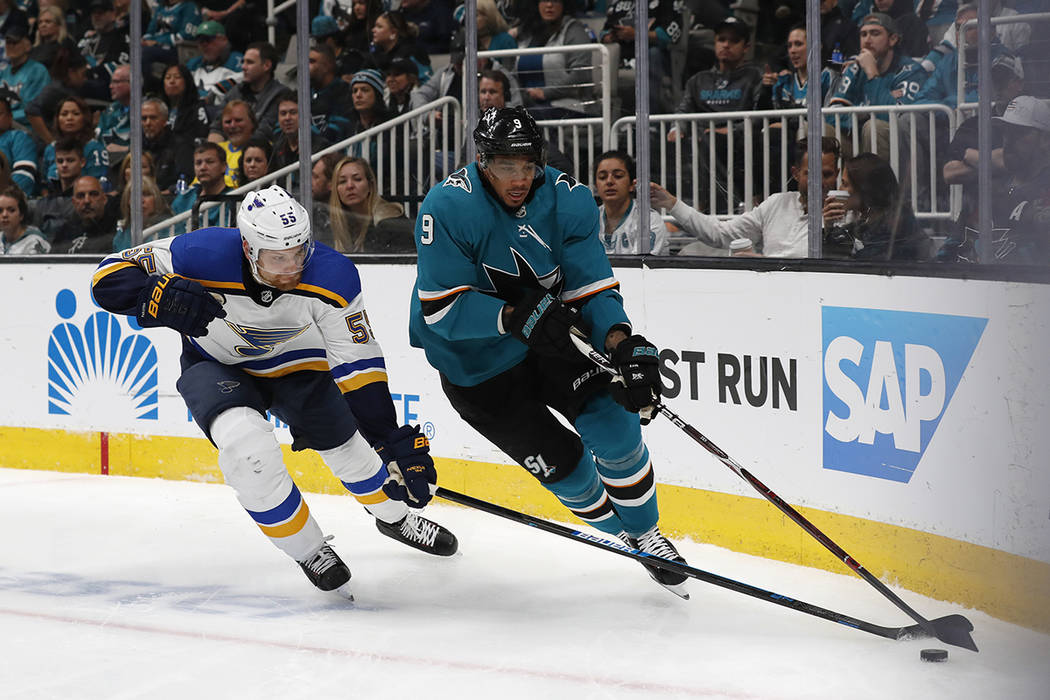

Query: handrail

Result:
[957,12,1049,115]
[480,43,613,150]
[143,97,462,240]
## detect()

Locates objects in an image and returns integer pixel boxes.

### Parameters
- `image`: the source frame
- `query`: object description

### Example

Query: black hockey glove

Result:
[505,288,580,358]
[136,274,226,337]
[609,335,662,425]
[377,424,436,507]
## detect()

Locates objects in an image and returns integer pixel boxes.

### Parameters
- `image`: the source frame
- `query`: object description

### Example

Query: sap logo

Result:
[821,307,986,483]
[49,288,159,421]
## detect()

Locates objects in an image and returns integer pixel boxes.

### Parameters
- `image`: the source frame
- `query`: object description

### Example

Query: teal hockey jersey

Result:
[409,164,630,387]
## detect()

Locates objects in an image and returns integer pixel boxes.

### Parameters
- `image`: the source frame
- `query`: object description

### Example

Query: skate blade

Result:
[333,581,355,601]
[658,580,690,600]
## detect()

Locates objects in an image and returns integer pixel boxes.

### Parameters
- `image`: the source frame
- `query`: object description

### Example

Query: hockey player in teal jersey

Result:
[91,185,457,599]
[410,107,689,597]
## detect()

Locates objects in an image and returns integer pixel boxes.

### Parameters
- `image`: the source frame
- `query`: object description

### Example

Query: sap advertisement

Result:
[0,263,1047,564]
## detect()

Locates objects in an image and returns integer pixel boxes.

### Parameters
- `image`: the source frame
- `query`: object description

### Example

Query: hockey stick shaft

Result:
[569,332,978,652]
[434,485,936,643]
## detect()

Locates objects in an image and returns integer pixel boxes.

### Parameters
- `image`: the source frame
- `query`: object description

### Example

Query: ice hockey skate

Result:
[619,526,690,599]
[376,511,459,556]
[298,538,353,599]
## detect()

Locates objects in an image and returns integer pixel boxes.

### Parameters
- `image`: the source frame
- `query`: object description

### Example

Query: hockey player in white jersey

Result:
[91,185,457,599]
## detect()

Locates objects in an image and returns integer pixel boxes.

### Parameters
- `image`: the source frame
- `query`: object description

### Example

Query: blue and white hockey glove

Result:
[136,274,226,337]
[505,288,580,358]
[377,424,436,507]
[609,335,662,425]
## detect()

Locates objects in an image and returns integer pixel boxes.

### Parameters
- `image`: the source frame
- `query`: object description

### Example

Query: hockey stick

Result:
[433,485,966,644]
[568,331,978,653]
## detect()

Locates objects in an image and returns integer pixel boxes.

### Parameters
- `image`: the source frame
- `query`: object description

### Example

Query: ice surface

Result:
[2,467,1047,699]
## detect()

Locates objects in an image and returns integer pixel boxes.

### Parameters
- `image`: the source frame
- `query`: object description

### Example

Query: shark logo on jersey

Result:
[517,224,551,251]
[822,306,986,483]
[225,322,310,357]
[48,288,159,421]
[443,167,472,194]
[555,173,587,192]
[480,247,562,302]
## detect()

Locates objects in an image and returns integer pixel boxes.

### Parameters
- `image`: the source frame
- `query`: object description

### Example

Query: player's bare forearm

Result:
[605,327,629,352]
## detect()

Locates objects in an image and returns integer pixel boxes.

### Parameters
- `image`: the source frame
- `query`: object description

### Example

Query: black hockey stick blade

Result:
[566,330,979,653]
[434,485,944,645]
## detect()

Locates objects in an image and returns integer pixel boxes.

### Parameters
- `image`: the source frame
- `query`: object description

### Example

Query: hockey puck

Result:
[920,648,948,662]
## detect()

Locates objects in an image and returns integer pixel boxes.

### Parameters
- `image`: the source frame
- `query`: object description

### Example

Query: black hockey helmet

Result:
[473,107,547,169]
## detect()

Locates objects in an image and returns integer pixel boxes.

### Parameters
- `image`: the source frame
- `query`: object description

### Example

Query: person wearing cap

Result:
[385,57,419,118]
[0,24,51,129]
[827,12,925,156]
[348,68,389,136]
[76,0,130,93]
[599,0,683,113]
[308,43,353,142]
[187,20,244,104]
[986,96,1050,264]
[312,13,366,80]
[938,54,1025,263]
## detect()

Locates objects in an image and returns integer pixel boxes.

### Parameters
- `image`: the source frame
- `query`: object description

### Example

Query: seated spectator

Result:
[349,68,390,135]
[474,0,515,52]
[324,155,409,253]
[398,0,454,57]
[113,152,158,199]
[514,0,594,119]
[600,0,682,113]
[0,93,38,195]
[33,137,82,236]
[478,68,571,173]
[187,20,243,105]
[213,99,257,187]
[51,174,121,253]
[172,141,233,230]
[29,5,78,71]
[919,0,1029,59]
[112,176,174,250]
[655,137,842,258]
[340,0,383,54]
[39,95,108,192]
[412,33,522,112]
[872,0,930,59]
[141,0,201,75]
[592,150,668,255]
[235,136,272,186]
[0,0,29,69]
[77,0,130,94]
[938,54,1023,263]
[199,0,265,54]
[141,97,191,192]
[309,43,353,142]
[821,0,859,68]
[97,63,131,166]
[827,13,925,156]
[0,184,48,253]
[823,151,927,261]
[366,11,432,81]
[385,57,419,118]
[162,63,210,145]
[987,96,1050,265]
[311,15,365,79]
[764,24,837,112]
[269,91,331,174]
[310,151,342,232]
[208,41,284,142]
[0,24,51,129]
[25,49,92,145]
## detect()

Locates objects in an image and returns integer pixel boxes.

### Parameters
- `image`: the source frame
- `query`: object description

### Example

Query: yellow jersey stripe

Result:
[337,370,389,393]
[258,501,311,538]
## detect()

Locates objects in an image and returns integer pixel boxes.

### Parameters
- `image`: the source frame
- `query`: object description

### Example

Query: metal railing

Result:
[957,12,1050,114]
[143,97,462,241]
[610,104,959,221]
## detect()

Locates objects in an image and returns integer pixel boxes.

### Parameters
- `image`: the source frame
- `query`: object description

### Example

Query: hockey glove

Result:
[377,424,436,507]
[136,274,226,337]
[505,288,580,358]
[609,335,662,425]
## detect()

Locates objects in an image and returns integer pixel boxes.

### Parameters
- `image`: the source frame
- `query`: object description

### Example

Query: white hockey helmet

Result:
[238,184,314,275]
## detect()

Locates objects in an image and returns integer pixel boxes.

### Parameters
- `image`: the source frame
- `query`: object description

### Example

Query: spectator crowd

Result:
[0,0,1044,265]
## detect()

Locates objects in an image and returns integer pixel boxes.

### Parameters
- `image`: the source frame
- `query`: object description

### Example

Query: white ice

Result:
[2,467,1047,700]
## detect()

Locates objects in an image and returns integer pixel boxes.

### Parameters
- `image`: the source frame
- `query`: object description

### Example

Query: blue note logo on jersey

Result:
[48,288,159,420]
[225,322,309,357]
[821,306,987,483]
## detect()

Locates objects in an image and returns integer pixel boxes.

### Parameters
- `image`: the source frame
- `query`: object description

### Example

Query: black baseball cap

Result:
[89,0,115,11]
[388,58,418,77]
[714,16,751,42]
[3,25,28,42]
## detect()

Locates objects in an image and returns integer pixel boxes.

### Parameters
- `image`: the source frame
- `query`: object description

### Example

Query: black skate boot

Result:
[376,511,458,556]
[619,526,689,599]
[299,537,353,599]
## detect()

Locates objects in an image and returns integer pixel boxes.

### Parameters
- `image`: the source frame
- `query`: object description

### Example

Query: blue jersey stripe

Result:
[342,465,390,495]
[247,484,303,524]
[331,357,387,376]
